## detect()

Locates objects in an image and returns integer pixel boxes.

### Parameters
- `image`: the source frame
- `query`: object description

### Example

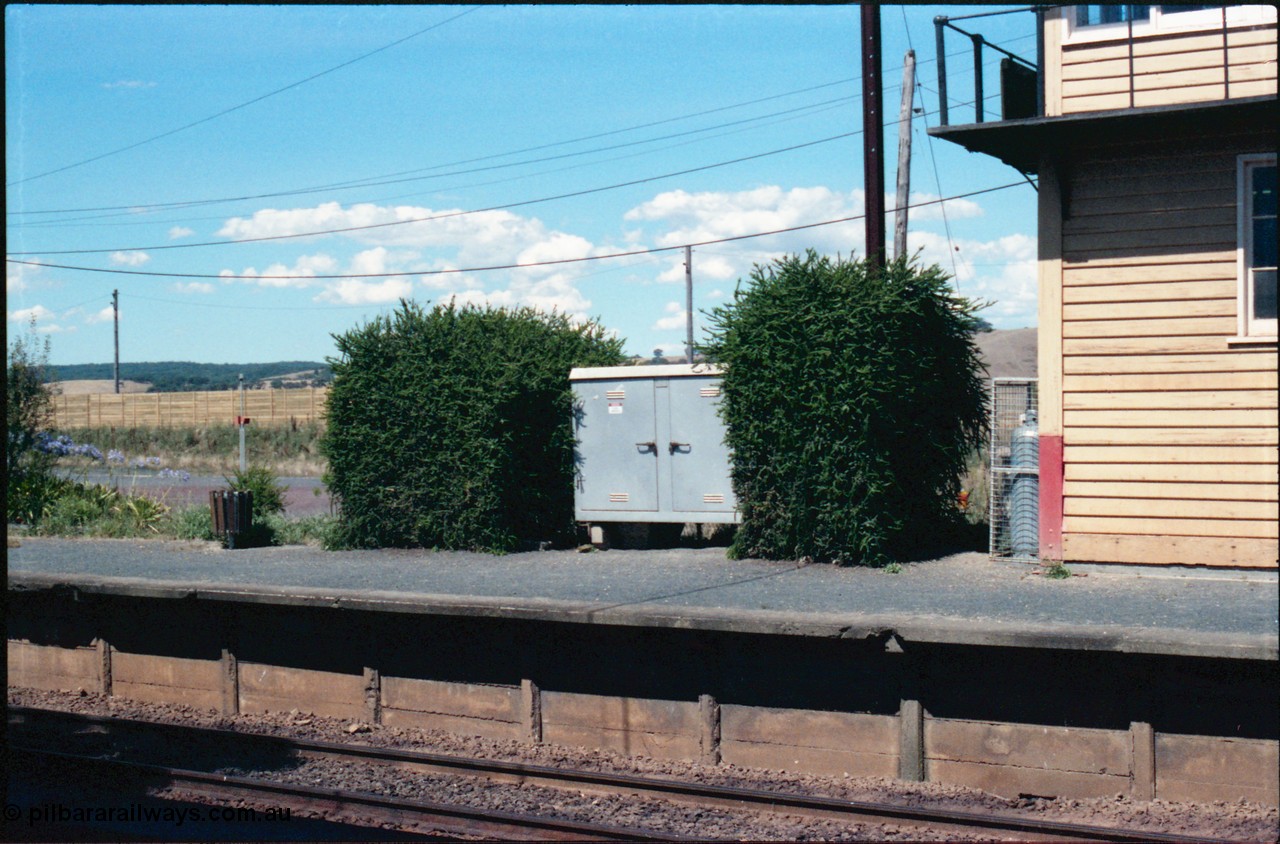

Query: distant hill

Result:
[45,361,332,393]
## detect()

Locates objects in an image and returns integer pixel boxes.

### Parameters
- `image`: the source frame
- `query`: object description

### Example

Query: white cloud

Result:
[652,301,688,331]
[514,233,593,270]
[217,201,603,319]
[8,305,55,324]
[316,278,413,305]
[172,282,214,294]
[625,185,864,266]
[110,250,150,266]
[221,253,338,288]
[85,306,115,324]
[102,80,156,89]
[168,226,195,240]
[7,264,30,293]
[907,231,1037,328]
[623,183,1038,334]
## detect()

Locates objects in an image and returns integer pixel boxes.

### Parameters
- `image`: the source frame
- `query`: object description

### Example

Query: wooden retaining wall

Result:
[53,387,328,429]
[10,638,1277,805]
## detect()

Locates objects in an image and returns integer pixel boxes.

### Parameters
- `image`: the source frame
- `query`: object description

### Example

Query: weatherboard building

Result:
[931,4,1278,569]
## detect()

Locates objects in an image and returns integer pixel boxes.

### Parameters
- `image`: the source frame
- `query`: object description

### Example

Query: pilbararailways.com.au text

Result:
[8,802,292,827]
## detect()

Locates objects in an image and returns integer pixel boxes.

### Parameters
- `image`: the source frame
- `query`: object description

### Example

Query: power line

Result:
[5,7,484,188]
[6,181,1029,281]
[11,94,859,224]
[11,130,865,256]
[123,254,672,312]
[10,28,1035,217]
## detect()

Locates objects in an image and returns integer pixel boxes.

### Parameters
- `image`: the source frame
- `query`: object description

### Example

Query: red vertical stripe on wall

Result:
[1040,435,1064,560]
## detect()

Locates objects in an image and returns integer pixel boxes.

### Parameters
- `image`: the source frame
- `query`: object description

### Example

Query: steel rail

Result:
[9,706,1242,844]
[11,746,683,842]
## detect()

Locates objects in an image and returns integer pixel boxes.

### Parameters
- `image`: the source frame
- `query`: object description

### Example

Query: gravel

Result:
[12,687,1277,842]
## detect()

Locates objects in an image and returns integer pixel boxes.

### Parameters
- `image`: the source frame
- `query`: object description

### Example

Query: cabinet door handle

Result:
[635,441,657,454]
[669,441,691,454]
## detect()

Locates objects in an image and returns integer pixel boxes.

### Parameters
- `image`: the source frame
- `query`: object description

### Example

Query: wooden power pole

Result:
[113,289,120,394]
[894,50,916,261]
[684,245,694,364]
[861,5,885,272]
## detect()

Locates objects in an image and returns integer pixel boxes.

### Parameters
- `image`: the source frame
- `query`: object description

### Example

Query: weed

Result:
[1041,562,1072,579]
[884,562,904,575]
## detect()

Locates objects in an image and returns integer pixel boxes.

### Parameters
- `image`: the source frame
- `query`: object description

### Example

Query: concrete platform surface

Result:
[7,537,1277,661]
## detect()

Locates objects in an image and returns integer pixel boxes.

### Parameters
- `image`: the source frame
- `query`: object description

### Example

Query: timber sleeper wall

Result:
[53,387,328,429]
[9,638,1277,804]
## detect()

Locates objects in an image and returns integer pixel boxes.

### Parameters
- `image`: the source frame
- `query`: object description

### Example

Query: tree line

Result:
[46,361,333,392]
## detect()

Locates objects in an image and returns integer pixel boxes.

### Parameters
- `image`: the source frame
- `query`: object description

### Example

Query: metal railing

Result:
[934,6,1045,127]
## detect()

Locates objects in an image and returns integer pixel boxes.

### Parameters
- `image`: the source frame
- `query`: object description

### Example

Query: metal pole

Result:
[238,374,247,473]
[972,33,985,123]
[861,4,885,272]
[684,245,695,364]
[935,17,948,126]
[112,290,120,394]
[894,49,916,262]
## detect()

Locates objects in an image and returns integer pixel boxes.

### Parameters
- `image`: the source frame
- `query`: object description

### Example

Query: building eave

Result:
[927,95,1278,175]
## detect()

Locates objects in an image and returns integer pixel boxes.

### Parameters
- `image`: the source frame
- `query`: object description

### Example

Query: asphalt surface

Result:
[8,537,1277,658]
[55,471,331,516]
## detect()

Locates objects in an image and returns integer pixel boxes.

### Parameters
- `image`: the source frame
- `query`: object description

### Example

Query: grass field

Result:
[55,422,326,477]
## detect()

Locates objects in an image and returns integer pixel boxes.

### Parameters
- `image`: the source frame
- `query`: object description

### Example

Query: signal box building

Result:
[932,4,1277,569]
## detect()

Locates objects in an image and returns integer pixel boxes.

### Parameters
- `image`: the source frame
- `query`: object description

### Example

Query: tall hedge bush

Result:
[702,252,988,566]
[321,301,625,551]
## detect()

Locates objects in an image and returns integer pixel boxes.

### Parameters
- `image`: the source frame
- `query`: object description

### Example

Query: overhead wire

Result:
[12,94,859,229]
[902,5,962,289]
[11,29,1036,219]
[10,129,867,256]
[7,181,1030,282]
[5,6,485,188]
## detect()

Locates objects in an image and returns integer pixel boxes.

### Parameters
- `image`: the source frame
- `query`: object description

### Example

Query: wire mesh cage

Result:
[990,378,1039,562]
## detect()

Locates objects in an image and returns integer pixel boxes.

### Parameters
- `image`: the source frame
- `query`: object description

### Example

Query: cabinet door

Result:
[574,380,659,513]
[667,378,736,513]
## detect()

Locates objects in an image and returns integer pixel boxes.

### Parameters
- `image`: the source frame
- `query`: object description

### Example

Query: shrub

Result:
[224,464,288,519]
[6,320,57,524]
[36,482,168,537]
[322,300,625,551]
[702,251,989,566]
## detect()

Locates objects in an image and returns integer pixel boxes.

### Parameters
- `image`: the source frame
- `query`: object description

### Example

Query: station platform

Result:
[7,537,1276,661]
[8,536,1279,805]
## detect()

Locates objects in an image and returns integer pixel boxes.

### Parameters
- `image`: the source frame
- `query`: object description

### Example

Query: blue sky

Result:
[7,4,1040,366]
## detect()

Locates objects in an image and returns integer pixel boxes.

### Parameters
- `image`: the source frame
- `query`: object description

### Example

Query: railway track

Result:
[8,706,1244,843]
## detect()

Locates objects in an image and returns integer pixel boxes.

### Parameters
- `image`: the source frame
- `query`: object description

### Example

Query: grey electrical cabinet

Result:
[571,364,739,526]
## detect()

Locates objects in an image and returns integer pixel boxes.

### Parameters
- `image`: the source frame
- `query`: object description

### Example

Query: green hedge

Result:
[321,301,625,551]
[702,252,988,566]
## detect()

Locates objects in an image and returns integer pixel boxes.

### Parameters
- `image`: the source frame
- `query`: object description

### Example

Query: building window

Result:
[1075,5,1150,27]
[1239,154,1277,339]
[1066,5,1275,42]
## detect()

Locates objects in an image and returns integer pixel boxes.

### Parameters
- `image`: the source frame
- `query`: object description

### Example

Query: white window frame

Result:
[1236,153,1278,341]
[1064,4,1276,44]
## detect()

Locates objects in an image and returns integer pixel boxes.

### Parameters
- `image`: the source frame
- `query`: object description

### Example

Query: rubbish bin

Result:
[210,490,253,548]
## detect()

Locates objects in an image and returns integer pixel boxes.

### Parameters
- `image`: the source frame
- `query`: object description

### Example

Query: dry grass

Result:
[52,380,151,395]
